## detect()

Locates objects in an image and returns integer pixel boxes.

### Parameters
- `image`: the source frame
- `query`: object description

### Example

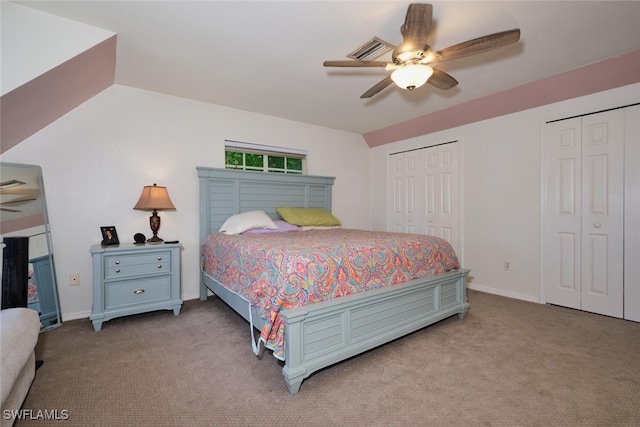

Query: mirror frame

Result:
[1,162,62,331]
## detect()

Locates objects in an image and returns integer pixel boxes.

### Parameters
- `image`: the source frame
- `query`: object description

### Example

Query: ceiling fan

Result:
[323,3,520,99]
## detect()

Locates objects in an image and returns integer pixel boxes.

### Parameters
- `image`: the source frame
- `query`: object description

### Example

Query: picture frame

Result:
[100,226,120,246]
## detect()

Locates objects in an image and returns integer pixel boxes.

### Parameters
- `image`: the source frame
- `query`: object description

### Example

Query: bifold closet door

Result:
[624,105,640,322]
[388,143,460,255]
[389,152,418,233]
[544,109,624,318]
[580,111,624,316]
[422,143,459,251]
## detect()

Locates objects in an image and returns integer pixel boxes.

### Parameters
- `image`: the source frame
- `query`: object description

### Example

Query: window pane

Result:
[226,151,243,168]
[287,157,302,171]
[245,153,263,167]
[268,156,285,169]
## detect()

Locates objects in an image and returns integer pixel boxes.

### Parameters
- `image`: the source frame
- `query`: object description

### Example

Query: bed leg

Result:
[282,365,305,395]
[458,302,470,319]
[199,281,208,301]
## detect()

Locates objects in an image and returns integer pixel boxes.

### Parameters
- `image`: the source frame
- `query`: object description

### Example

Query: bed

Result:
[198,167,470,394]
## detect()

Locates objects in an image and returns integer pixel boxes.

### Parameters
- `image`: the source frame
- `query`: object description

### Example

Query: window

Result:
[224,140,306,174]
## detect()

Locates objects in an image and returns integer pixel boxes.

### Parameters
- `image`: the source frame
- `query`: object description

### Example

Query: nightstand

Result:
[90,243,182,331]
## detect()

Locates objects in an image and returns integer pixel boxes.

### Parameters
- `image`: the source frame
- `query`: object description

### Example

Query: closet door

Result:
[388,142,461,255]
[624,105,640,322]
[388,153,418,233]
[544,110,624,318]
[421,143,459,252]
[544,117,582,310]
[580,111,624,317]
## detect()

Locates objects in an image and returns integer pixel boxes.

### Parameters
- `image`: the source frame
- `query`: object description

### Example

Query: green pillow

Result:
[276,207,341,227]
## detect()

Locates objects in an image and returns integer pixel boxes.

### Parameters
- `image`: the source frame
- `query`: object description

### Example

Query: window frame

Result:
[224,140,306,174]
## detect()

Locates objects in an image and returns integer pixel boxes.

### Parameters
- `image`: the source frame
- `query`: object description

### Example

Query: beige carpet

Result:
[15,290,640,426]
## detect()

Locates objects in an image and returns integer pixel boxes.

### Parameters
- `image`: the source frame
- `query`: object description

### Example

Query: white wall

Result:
[2,85,369,320]
[1,2,114,95]
[370,83,640,303]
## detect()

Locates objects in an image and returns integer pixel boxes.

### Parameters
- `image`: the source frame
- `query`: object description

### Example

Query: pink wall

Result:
[0,213,45,235]
[364,50,640,147]
[0,36,117,154]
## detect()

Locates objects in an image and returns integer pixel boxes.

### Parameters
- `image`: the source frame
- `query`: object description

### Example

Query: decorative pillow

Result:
[218,210,278,235]
[276,207,341,227]
[243,220,302,234]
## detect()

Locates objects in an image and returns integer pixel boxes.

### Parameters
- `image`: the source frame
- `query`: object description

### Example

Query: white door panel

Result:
[545,118,582,309]
[580,111,624,317]
[624,105,640,322]
[544,110,624,318]
[388,142,460,255]
[435,143,459,254]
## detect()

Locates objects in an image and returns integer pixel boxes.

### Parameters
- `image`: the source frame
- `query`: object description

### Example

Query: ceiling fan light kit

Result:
[323,3,521,99]
[391,64,433,91]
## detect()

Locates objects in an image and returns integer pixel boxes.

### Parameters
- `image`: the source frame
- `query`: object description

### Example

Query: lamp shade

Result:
[391,64,434,90]
[133,184,175,211]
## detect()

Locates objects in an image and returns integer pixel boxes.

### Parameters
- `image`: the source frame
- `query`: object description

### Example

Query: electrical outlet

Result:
[70,273,80,286]
[504,261,511,271]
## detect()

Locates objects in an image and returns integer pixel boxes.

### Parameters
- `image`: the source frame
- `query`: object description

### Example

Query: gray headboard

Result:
[197,167,335,242]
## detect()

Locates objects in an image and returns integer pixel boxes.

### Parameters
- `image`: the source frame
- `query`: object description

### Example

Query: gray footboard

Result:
[281,268,470,394]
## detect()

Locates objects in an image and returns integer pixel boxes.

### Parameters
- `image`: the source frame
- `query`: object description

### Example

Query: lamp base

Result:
[146,210,163,244]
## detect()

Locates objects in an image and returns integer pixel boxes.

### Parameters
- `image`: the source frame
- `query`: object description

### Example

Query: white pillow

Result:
[218,210,278,235]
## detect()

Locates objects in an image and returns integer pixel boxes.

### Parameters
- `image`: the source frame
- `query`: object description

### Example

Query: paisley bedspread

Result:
[201,228,459,360]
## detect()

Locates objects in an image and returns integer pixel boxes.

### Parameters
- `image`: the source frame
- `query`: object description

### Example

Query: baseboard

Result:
[61,292,207,322]
[61,310,91,322]
[182,291,203,301]
[467,283,541,304]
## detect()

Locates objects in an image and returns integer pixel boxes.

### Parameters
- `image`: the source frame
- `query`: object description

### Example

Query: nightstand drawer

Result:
[105,261,169,279]
[104,251,171,279]
[105,251,171,268]
[105,276,171,310]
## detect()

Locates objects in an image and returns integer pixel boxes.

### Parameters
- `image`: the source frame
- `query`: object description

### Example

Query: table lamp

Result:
[133,183,175,243]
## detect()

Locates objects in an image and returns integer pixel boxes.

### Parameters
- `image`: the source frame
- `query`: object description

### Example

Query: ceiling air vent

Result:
[347,37,394,62]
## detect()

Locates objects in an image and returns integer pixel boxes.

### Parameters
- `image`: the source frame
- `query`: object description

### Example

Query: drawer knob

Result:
[134,289,145,294]
[157,256,163,261]
[157,264,163,269]
[115,260,120,265]
[115,268,121,273]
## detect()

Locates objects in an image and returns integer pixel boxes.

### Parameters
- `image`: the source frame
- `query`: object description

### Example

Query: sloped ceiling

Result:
[5,1,640,147]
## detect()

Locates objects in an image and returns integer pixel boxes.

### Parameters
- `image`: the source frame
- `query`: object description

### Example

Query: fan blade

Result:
[427,68,458,90]
[0,197,37,205]
[433,29,520,63]
[361,76,393,99]
[323,60,388,68]
[401,3,432,48]
[393,3,432,62]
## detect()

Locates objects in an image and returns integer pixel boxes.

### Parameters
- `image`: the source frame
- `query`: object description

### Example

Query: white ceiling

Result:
[17,1,640,135]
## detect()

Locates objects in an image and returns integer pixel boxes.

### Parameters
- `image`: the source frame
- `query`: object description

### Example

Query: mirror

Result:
[1,162,61,331]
